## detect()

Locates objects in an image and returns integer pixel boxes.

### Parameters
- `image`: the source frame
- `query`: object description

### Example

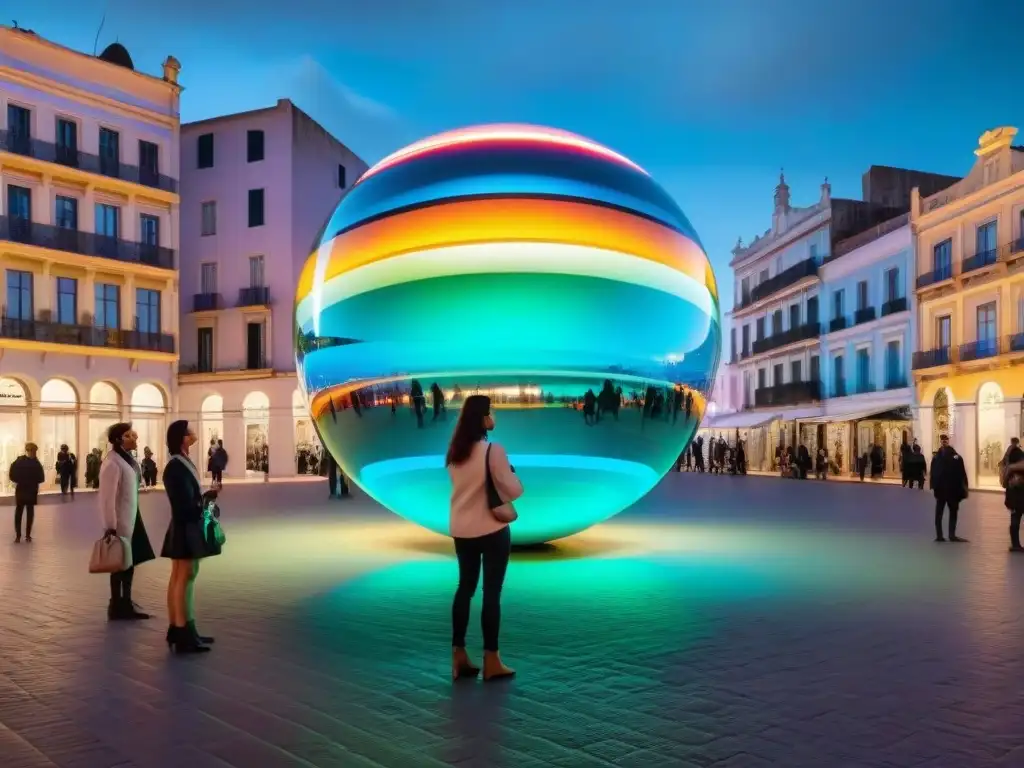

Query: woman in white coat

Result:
[99,422,156,620]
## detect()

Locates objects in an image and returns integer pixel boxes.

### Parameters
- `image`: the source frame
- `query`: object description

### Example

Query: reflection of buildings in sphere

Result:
[295,124,720,544]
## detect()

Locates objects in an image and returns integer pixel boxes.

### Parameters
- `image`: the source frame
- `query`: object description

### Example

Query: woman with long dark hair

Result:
[160,420,218,654]
[446,394,523,681]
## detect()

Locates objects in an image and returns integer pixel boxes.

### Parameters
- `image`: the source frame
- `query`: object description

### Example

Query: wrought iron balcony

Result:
[0,129,178,193]
[884,376,908,390]
[917,264,953,289]
[829,317,848,333]
[192,293,223,312]
[754,380,821,408]
[751,322,821,355]
[1009,333,1024,354]
[832,381,847,398]
[854,307,876,325]
[962,247,1000,274]
[912,346,954,370]
[238,286,270,307]
[0,216,175,269]
[959,337,1000,363]
[0,316,174,353]
[750,259,819,303]
[881,297,908,316]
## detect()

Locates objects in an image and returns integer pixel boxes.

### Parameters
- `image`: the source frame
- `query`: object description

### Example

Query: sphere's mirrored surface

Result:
[296,124,721,544]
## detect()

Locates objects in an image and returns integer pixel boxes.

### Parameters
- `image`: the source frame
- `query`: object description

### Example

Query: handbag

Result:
[485,444,518,523]
[89,531,132,573]
[204,501,226,548]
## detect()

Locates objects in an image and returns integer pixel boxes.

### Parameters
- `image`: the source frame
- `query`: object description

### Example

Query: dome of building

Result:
[98,43,134,71]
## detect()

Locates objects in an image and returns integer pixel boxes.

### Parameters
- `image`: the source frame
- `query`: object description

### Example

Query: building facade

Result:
[912,126,1024,489]
[709,166,956,472]
[0,26,181,493]
[176,100,367,479]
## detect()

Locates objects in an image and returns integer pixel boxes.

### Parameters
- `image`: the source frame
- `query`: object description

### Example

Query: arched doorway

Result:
[0,377,29,495]
[932,387,954,453]
[977,382,1006,487]
[130,384,166,467]
[200,394,224,464]
[242,391,270,476]
[40,378,79,486]
[88,382,121,457]
[293,389,321,475]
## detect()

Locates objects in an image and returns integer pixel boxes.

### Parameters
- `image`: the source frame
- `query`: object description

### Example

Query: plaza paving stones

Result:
[1,473,1023,767]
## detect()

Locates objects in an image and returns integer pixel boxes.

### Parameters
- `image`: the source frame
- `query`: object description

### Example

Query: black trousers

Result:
[1010,511,1022,549]
[211,469,223,484]
[935,498,959,539]
[60,474,73,494]
[110,566,135,602]
[14,503,34,537]
[452,526,511,652]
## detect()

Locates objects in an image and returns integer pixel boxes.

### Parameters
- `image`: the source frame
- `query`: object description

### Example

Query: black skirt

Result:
[160,516,218,560]
[131,511,156,567]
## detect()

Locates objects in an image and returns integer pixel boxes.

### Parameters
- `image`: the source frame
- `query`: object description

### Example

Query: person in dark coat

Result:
[930,434,969,542]
[1001,437,1024,552]
[10,442,44,543]
[211,440,228,484]
[161,420,218,654]
[56,444,77,499]
[141,447,159,488]
[905,443,926,489]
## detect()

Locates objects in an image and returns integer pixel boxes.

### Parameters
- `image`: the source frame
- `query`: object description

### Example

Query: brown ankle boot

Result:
[483,651,515,681]
[451,647,480,680]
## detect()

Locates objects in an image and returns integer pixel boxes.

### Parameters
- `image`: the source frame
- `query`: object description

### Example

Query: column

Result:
[81,268,96,325]
[956,401,977,487]
[83,185,96,233]
[162,276,175,335]
[269,407,293,478]
[125,194,138,242]
[121,273,136,330]
[33,262,52,318]
[227,408,246,479]
[38,175,53,225]
[76,409,90,470]
[0,254,7,310]
[1000,282,1013,345]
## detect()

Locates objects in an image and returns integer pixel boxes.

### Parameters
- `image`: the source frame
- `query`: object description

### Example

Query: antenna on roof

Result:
[92,2,108,55]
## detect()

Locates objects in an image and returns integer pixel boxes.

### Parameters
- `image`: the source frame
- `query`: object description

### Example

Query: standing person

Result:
[85,448,102,489]
[906,444,927,489]
[56,444,76,500]
[161,420,218,654]
[99,423,156,620]
[211,439,228,485]
[10,443,44,543]
[327,452,339,499]
[736,440,746,475]
[141,447,158,489]
[446,395,523,682]
[206,438,216,480]
[930,434,969,543]
[694,435,705,472]
[1001,437,1024,552]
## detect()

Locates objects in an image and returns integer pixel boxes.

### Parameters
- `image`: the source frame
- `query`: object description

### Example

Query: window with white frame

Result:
[201,201,216,236]
[248,255,265,288]
[200,262,218,295]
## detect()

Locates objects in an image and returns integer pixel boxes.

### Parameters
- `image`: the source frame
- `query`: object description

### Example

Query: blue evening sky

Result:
[21,0,1024,312]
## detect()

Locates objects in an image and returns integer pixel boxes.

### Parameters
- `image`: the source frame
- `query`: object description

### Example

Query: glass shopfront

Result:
[0,377,29,495]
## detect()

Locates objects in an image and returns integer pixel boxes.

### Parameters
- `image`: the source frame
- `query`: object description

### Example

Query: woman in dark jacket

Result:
[161,420,219,654]
[1002,438,1024,552]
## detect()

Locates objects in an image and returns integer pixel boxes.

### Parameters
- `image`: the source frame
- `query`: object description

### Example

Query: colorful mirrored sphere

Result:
[295,124,721,544]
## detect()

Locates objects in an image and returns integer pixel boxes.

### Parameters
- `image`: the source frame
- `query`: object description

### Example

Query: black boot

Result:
[107,598,125,620]
[168,625,210,654]
[187,620,214,644]
[122,599,150,620]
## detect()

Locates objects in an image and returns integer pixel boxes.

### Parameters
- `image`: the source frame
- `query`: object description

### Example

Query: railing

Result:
[1009,333,1024,354]
[751,322,821,355]
[754,380,821,408]
[238,286,270,306]
[193,293,222,312]
[0,316,174,353]
[749,259,819,304]
[0,216,175,269]
[962,247,1000,275]
[853,381,876,395]
[917,264,954,289]
[912,346,953,370]
[881,297,908,316]
[0,129,178,193]
[854,307,876,325]
[959,337,1000,363]
[829,317,847,333]
[885,376,908,390]
[832,382,847,398]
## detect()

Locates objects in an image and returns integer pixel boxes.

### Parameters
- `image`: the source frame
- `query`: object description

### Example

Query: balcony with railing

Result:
[0,129,178,193]
[238,286,270,307]
[881,297,908,317]
[917,264,954,289]
[831,381,847,398]
[754,380,821,408]
[0,216,175,269]
[854,307,876,326]
[962,247,1000,275]
[1009,333,1024,354]
[192,293,223,312]
[749,259,819,304]
[912,346,954,370]
[0,315,175,353]
[959,337,1001,363]
[884,376,908,390]
[751,322,821,355]
[829,316,847,333]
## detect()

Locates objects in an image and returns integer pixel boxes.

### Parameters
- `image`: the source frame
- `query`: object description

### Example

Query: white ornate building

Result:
[0,26,181,492]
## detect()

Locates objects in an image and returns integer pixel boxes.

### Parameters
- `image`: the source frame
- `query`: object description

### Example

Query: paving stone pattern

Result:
[1,474,1023,767]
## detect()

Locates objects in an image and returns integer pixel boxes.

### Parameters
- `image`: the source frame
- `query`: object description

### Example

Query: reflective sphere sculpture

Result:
[295,124,721,544]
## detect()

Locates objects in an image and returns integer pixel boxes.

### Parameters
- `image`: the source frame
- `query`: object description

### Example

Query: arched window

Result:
[978,382,1006,485]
